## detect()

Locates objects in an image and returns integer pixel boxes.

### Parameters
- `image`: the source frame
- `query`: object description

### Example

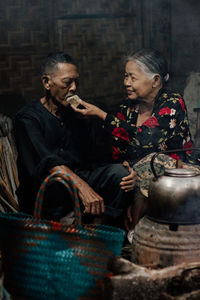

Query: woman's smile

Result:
[127,89,135,94]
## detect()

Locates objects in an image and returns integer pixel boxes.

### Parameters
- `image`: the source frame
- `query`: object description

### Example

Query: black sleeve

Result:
[15,115,67,184]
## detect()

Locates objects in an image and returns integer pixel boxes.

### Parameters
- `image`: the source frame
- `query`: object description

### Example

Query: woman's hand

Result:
[71,99,107,120]
[120,161,137,192]
[50,165,104,215]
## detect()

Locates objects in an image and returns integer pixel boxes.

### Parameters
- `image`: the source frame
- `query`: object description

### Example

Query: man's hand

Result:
[76,180,104,215]
[120,161,136,192]
[50,165,70,175]
[50,165,104,215]
[71,99,107,120]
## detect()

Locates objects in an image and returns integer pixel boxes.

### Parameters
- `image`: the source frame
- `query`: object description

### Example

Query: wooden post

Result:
[103,257,200,300]
[194,108,200,147]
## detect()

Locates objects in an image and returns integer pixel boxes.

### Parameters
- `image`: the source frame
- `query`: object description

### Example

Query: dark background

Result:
[0,0,199,124]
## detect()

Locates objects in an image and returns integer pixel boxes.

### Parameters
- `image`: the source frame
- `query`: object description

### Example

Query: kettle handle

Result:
[150,148,200,178]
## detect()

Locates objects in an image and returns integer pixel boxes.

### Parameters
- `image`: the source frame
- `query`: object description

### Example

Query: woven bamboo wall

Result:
[0,0,171,113]
[57,15,142,105]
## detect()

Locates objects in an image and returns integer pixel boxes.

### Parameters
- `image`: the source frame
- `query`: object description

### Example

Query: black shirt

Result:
[15,99,97,213]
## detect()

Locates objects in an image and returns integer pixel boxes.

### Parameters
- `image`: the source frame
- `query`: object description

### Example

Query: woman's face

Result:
[124,60,155,101]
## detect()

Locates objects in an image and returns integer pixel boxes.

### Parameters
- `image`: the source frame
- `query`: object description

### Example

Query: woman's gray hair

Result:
[126,48,169,84]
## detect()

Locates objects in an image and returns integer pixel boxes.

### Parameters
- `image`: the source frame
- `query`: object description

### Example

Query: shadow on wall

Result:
[0,93,26,119]
[184,72,200,141]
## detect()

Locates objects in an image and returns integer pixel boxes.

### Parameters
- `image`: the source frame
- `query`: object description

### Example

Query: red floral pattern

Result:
[183,141,193,154]
[112,127,130,142]
[169,153,180,160]
[104,90,198,165]
[116,112,125,121]
[158,107,171,115]
[112,146,120,160]
[179,98,186,112]
[143,116,159,128]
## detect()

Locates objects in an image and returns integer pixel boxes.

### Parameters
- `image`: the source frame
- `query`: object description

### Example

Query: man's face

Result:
[45,62,79,107]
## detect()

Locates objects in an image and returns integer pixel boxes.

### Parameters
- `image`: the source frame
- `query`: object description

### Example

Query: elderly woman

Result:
[72,48,200,228]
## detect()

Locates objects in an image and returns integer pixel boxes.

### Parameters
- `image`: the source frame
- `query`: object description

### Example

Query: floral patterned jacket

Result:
[103,89,198,166]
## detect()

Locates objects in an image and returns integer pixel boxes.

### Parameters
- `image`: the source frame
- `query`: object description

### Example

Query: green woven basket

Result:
[0,171,125,300]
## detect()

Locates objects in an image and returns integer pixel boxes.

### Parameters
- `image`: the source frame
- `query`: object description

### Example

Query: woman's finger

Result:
[80,99,90,107]
[120,181,136,191]
[121,185,134,192]
[122,171,136,181]
[123,160,130,168]
[121,178,135,185]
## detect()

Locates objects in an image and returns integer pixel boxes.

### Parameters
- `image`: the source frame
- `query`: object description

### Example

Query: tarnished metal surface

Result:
[149,170,200,210]
[148,168,200,224]
[131,216,200,267]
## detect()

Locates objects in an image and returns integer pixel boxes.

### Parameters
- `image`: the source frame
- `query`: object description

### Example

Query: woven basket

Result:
[0,171,125,300]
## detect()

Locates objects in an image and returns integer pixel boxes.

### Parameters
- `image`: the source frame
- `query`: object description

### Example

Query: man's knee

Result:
[107,163,129,184]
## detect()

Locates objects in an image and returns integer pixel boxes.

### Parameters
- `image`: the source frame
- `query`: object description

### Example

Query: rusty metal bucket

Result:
[131,216,200,268]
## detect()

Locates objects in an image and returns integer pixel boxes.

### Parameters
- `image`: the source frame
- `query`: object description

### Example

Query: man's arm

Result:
[15,118,104,214]
[15,115,105,215]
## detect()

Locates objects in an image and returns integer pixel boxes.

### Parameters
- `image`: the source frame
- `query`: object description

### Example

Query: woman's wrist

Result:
[97,108,107,120]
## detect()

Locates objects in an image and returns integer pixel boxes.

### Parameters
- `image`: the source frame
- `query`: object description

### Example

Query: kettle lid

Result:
[164,168,197,177]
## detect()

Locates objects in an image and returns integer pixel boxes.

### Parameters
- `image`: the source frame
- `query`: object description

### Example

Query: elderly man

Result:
[14,52,136,225]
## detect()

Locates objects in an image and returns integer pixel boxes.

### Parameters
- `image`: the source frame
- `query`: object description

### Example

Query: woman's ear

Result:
[41,75,51,90]
[152,74,162,88]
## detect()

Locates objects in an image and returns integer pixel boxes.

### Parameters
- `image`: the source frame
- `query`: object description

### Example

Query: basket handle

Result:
[34,171,81,225]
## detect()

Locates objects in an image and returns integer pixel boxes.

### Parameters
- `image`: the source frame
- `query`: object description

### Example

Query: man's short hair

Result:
[41,52,75,76]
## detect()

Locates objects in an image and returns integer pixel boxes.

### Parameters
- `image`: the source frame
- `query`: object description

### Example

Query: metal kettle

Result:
[147,149,200,225]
